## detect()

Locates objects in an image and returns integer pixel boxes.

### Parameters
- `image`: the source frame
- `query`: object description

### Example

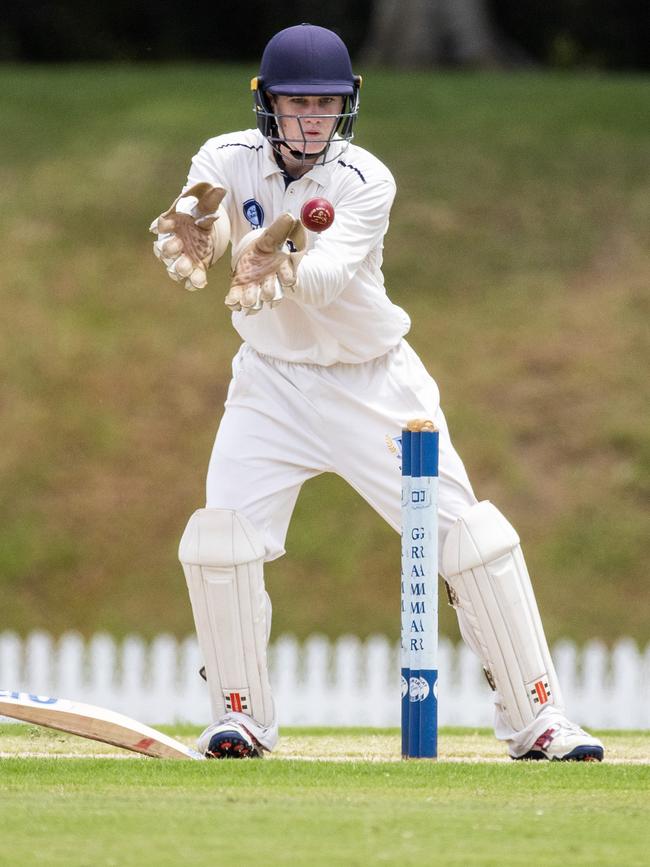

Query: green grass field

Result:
[1,66,649,643]
[1,726,648,866]
[1,65,647,867]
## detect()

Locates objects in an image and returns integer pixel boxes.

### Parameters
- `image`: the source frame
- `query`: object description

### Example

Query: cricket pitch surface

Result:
[0,724,647,763]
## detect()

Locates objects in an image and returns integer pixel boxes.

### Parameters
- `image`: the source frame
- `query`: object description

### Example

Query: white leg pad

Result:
[442,501,564,732]
[179,509,275,731]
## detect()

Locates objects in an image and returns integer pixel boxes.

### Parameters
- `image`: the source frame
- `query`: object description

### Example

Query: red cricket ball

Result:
[300,197,335,233]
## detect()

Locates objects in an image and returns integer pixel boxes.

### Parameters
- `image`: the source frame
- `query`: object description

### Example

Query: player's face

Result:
[271,95,344,156]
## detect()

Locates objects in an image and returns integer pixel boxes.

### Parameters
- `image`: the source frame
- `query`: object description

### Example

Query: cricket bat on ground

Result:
[0,690,205,760]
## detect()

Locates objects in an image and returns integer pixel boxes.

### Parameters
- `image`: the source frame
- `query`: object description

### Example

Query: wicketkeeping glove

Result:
[150,183,230,290]
[226,213,306,315]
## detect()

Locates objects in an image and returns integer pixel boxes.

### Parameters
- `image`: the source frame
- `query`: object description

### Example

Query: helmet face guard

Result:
[252,77,361,167]
[252,24,362,167]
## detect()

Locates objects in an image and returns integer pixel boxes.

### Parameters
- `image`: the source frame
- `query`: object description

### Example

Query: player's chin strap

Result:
[286,142,329,161]
[271,146,304,171]
[271,134,330,165]
[288,146,327,161]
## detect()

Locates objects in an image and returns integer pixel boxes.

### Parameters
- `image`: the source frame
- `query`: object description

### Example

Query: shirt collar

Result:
[302,162,334,187]
[262,138,284,179]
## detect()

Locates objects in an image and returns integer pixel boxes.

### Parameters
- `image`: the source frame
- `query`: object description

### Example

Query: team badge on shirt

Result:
[243,199,264,228]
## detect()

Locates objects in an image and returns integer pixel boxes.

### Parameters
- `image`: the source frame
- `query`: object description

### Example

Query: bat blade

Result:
[0,690,205,760]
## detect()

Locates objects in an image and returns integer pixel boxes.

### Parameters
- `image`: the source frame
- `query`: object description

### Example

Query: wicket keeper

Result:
[151,24,604,762]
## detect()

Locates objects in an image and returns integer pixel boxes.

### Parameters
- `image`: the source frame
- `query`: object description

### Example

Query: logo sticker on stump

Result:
[409,676,431,702]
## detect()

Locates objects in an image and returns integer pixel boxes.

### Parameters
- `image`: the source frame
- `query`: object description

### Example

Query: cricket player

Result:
[151,24,604,762]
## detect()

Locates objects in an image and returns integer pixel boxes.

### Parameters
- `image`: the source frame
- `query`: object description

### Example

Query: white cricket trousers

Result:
[205,340,478,562]
[201,340,560,757]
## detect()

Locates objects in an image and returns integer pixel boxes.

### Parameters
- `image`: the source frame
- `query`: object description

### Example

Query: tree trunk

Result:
[361,0,504,68]
[441,0,500,66]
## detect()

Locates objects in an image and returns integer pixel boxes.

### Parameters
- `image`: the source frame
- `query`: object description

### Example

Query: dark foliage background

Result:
[2,0,648,69]
[490,0,649,70]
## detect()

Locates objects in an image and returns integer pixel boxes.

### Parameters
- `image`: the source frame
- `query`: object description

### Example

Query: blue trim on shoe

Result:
[557,744,604,762]
[205,728,262,759]
[512,744,604,762]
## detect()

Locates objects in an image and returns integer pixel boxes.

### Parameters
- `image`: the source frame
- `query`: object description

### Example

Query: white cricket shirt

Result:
[186,129,411,365]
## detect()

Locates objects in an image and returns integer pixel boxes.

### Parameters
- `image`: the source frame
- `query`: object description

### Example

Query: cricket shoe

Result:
[512,719,604,762]
[198,721,263,759]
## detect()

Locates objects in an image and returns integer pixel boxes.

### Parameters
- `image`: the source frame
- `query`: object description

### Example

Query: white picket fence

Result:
[1,632,648,729]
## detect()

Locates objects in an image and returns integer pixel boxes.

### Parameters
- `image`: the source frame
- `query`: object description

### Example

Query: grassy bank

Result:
[0,66,648,641]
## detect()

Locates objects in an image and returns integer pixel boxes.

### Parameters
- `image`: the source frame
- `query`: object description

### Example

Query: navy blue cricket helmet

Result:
[251,24,362,163]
